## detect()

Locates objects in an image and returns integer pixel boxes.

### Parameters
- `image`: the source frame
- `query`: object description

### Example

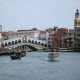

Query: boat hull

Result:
[48,52,59,61]
[10,55,21,60]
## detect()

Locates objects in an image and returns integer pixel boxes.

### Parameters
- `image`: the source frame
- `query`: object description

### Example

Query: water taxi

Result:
[48,52,59,61]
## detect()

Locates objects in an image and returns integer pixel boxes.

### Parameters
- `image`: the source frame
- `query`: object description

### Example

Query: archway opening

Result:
[8,42,11,46]
[12,41,15,45]
[15,40,18,44]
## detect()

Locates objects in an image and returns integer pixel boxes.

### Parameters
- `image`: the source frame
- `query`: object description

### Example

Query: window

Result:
[75,22,77,26]
[79,22,80,26]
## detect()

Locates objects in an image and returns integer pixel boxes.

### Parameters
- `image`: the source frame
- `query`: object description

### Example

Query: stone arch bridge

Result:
[1,37,48,51]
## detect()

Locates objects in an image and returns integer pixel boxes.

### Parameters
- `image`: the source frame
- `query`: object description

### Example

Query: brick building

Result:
[52,28,68,48]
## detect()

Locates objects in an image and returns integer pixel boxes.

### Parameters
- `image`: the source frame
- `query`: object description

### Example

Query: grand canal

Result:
[0,52,80,80]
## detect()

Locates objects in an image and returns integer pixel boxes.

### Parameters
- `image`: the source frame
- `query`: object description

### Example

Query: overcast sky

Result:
[0,0,80,31]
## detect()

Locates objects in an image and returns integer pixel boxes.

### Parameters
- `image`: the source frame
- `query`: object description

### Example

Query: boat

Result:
[10,51,21,60]
[21,50,27,57]
[48,52,59,61]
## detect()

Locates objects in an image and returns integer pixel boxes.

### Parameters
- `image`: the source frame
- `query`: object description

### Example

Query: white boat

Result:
[48,52,59,61]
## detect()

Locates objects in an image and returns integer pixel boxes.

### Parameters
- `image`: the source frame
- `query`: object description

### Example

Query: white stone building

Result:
[9,29,47,41]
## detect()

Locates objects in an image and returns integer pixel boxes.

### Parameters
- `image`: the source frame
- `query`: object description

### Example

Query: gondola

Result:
[21,50,27,57]
[10,52,21,60]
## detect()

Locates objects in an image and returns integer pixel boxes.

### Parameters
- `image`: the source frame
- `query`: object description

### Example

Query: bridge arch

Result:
[45,44,47,47]
[18,39,21,43]
[5,43,7,47]
[32,40,34,44]
[38,42,40,45]
[15,40,18,44]
[41,43,44,46]
[1,43,4,47]
[2,36,47,50]
[8,42,11,46]
[12,41,15,45]
[28,39,31,43]
[35,41,37,44]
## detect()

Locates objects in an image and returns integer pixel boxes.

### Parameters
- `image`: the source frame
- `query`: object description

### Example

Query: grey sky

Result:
[0,0,80,31]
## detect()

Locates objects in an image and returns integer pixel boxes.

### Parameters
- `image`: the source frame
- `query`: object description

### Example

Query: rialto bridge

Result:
[1,36,48,51]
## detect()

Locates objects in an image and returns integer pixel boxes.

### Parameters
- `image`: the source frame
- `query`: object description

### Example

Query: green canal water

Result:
[0,52,80,80]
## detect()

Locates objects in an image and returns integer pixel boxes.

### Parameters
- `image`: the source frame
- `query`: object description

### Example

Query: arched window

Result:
[35,41,37,44]
[8,42,11,46]
[28,39,31,43]
[32,40,34,44]
[78,22,80,26]
[5,43,7,47]
[12,41,15,45]
[15,40,17,44]
[1,43,4,47]
[38,42,40,45]
[45,44,47,47]
[75,21,77,26]
[41,43,44,46]
[18,39,21,43]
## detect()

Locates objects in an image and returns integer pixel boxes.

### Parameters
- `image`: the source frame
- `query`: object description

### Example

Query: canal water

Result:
[0,52,80,80]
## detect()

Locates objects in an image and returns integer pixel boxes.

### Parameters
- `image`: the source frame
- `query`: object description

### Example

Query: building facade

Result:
[52,28,68,48]
[8,29,46,40]
[46,27,58,48]
[66,29,75,49]
[2,32,10,40]
[74,9,80,51]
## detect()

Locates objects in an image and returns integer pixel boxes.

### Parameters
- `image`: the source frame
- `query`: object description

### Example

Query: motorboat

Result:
[48,52,59,61]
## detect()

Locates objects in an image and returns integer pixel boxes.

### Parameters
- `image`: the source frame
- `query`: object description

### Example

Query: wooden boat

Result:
[10,52,21,60]
[48,52,59,61]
